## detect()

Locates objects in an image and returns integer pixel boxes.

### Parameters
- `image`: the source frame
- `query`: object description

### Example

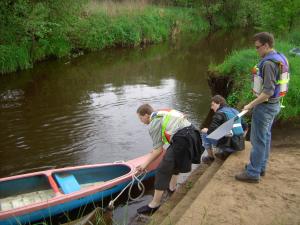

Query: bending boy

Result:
[136,104,203,214]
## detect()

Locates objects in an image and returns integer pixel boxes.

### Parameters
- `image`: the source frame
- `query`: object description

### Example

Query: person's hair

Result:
[136,104,154,116]
[211,95,227,106]
[253,32,275,48]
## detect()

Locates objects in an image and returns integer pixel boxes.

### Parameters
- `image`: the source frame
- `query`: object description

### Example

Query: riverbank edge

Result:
[0,5,208,75]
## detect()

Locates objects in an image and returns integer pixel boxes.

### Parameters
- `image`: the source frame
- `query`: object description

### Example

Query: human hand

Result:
[201,128,208,133]
[243,104,253,111]
[243,128,248,138]
[136,163,147,174]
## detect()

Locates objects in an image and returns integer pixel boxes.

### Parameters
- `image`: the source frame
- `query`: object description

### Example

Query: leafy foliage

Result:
[197,0,261,30]
[256,0,300,33]
[0,1,208,74]
[195,0,299,34]
[0,44,31,73]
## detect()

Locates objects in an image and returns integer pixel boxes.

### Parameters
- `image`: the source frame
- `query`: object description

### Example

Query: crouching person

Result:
[201,95,247,164]
[136,104,204,215]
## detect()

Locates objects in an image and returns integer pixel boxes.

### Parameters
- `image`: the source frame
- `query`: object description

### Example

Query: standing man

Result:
[235,32,289,183]
[136,104,203,214]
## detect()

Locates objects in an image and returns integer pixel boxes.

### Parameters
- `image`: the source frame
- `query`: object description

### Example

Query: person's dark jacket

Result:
[170,125,204,173]
[207,106,248,152]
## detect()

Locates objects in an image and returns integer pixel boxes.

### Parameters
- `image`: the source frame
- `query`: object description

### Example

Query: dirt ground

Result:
[149,120,300,225]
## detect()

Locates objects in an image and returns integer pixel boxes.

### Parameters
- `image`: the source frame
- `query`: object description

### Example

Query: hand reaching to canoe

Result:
[136,147,164,174]
[136,163,148,173]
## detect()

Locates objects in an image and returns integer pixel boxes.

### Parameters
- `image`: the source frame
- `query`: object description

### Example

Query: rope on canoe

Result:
[107,170,147,210]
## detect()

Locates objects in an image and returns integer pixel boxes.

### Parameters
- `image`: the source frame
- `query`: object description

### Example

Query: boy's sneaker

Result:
[137,205,160,215]
[214,151,230,160]
[167,188,176,195]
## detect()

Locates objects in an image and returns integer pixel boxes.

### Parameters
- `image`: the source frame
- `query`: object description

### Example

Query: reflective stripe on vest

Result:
[252,51,289,98]
[154,109,185,144]
[161,112,171,144]
[218,107,244,136]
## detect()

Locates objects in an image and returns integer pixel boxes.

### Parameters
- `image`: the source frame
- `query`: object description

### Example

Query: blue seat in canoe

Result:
[54,173,81,194]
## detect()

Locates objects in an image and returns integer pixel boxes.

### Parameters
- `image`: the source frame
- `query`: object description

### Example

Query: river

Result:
[0,30,253,178]
[0,30,253,223]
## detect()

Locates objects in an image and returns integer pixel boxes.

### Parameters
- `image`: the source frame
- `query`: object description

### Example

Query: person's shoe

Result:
[202,156,214,164]
[167,188,176,195]
[235,171,259,183]
[215,151,230,160]
[244,164,265,177]
[137,205,160,215]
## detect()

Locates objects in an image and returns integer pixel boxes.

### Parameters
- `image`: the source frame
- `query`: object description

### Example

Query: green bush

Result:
[111,15,142,47]
[0,44,31,74]
[138,10,166,43]
[256,0,300,34]
[71,13,113,51]
[0,1,209,74]
[166,7,208,33]
[289,29,300,46]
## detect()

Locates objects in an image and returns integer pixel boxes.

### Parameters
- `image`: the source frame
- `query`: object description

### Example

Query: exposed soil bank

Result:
[148,123,300,225]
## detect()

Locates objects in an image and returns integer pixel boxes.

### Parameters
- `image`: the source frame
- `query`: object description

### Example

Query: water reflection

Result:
[0,30,253,178]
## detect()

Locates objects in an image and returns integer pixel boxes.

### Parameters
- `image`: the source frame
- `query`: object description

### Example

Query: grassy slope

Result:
[0,1,208,74]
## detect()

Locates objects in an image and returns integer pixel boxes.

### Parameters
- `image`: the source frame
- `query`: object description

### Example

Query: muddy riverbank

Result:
[147,120,300,225]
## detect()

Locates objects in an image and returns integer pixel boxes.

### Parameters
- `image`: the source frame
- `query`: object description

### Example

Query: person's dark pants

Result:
[154,146,180,190]
[154,125,202,190]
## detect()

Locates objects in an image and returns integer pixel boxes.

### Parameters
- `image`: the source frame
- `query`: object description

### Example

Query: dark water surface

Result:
[0,31,252,178]
[0,30,253,224]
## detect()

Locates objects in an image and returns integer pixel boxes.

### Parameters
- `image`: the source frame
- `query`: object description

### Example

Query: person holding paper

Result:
[201,95,247,164]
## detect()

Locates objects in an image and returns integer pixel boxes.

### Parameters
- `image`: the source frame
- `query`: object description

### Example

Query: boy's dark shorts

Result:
[154,125,202,191]
[154,146,179,190]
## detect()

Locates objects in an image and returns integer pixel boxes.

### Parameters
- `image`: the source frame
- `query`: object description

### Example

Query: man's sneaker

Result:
[244,164,265,177]
[202,156,214,165]
[235,171,259,183]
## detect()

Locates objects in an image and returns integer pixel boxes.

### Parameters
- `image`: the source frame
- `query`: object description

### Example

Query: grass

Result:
[0,44,32,74]
[29,201,113,225]
[208,36,300,120]
[0,1,208,74]
[83,0,149,17]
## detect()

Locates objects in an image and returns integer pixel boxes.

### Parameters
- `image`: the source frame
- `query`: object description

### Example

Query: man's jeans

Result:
[246,102,280,178]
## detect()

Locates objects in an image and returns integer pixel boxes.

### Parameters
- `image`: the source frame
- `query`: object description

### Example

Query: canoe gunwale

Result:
[0,151,165,223]
[0,163,135,219]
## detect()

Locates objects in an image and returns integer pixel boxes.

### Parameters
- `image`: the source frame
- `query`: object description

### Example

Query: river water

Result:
[0,31,252,178]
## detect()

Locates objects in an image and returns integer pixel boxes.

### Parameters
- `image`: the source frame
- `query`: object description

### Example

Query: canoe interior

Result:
[0,175,55,211]
[0,164,131,212]
[53,164,131,193]
[55,164,131,184]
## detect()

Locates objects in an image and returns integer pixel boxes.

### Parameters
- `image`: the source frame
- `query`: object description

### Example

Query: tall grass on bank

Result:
[209,40,300,120]
[84,0,149,17]
[0,0,208,74]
